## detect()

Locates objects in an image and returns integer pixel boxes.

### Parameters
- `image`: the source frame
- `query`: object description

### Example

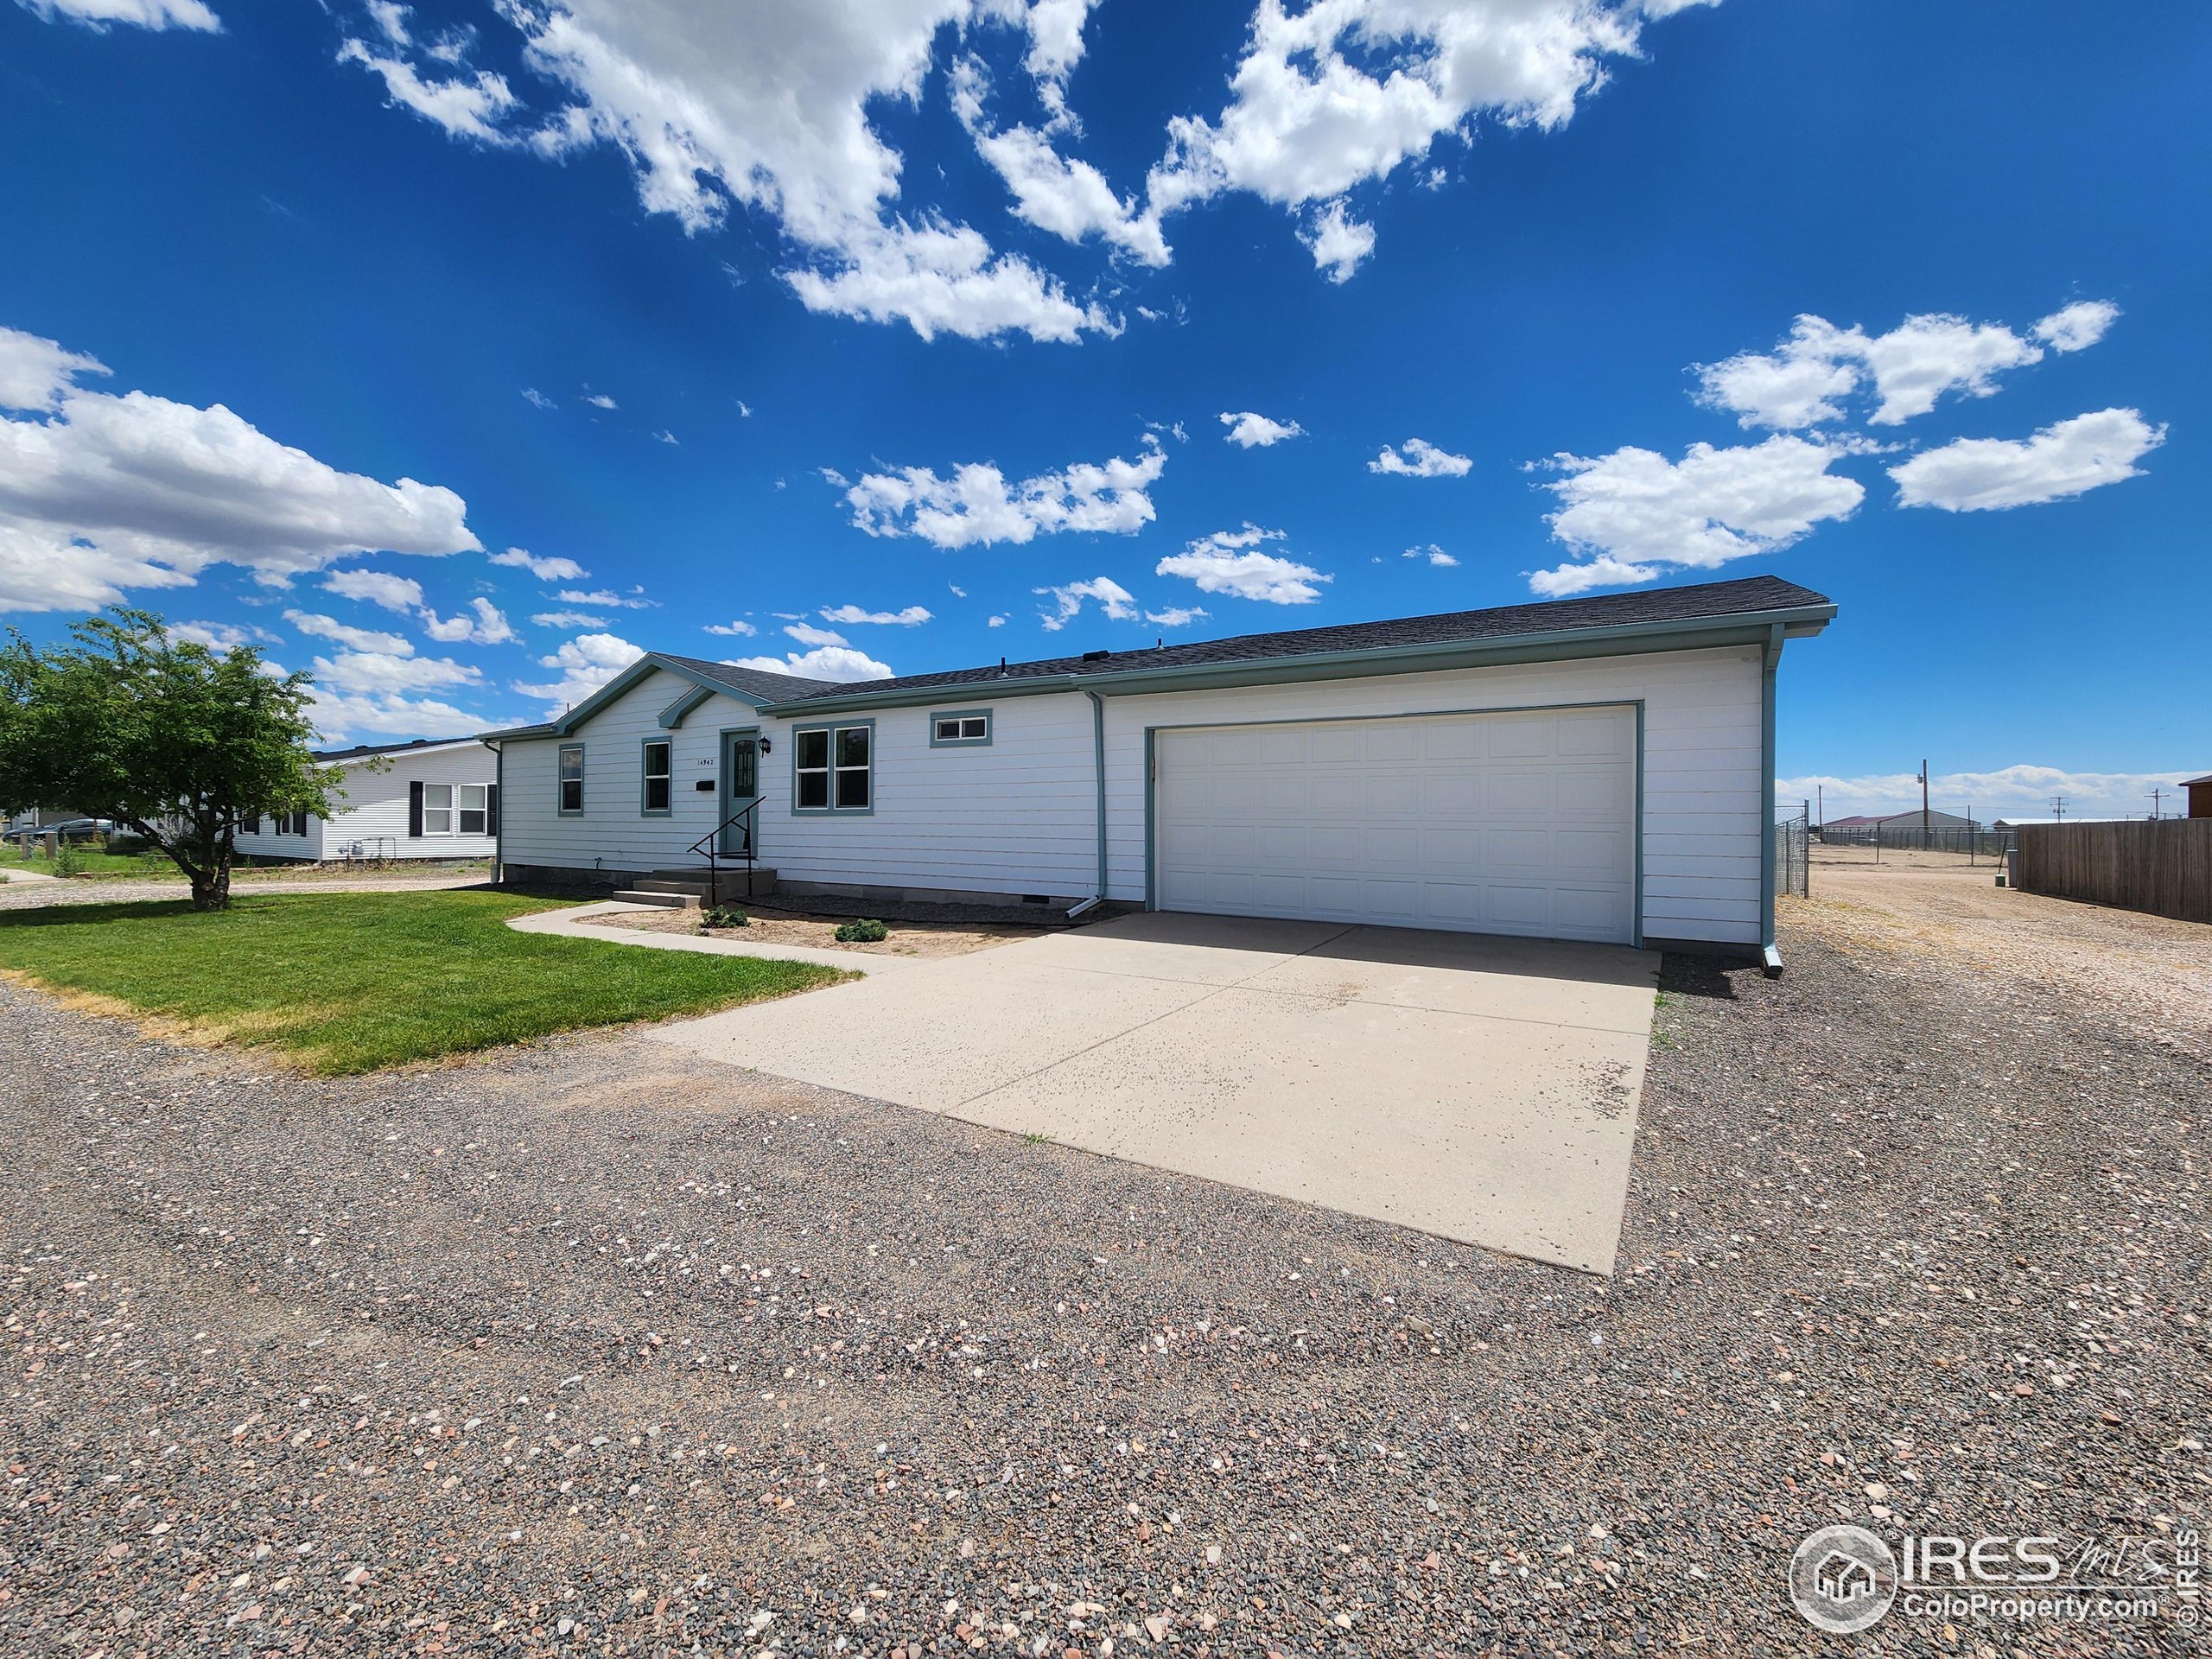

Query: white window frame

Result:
[641,740,673,817]
[558,744,585,816]
[458,783,489,836]
[930,709,992,747]
[791,720,874,815]
[422,783,454,836]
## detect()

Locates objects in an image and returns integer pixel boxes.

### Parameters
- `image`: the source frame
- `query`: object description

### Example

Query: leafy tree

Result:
[0,608,338,910]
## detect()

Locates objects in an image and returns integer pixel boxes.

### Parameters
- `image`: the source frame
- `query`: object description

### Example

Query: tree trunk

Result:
[189,864,231,911]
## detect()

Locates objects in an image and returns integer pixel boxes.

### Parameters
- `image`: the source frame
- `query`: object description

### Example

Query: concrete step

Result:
[613,889,696,909]
[634,868,779,904]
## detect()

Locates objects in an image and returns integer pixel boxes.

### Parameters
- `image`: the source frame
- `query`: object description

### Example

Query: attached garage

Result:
[1153,705,1637,944]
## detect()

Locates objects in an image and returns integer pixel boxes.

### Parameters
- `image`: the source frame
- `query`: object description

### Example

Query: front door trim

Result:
[718,725,761,855]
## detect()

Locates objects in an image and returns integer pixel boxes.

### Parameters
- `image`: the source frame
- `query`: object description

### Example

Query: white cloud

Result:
[1529,434,1866,594]
[1889,407,2165,512]
[513,631,645,712]
[422,594,517,645]
[1404,543,1459,567]
[531,609,608,629]
[820,603,931,626]
[653,429,677,445]
[337,38,521,145]
[1777,764,2195,824]
[1143,605,1208,627]
[490,546,588,582]
[845,438,1164,550]
[366,0,410,48]
[2032,300,2120,353]
[555,587,656,609]
[1219,410,1305,448]
[1142,0,1689,276]
[969,118,1170,266]
[987,613,1007,627]
[783,621,848,647]
[1156,526,1331,605]
[583,392,617,410]
[321,568,426,613]
[17,0,217,31]
[284,608,415,656]
[504,0,1113,343]
[726,645,892,683]
[308,688,493,744]
[704,618,758,637]
[312,649,481,695]
[0,326,477,613]
[1697,302,2123,429]
[1369,437,1472,477]
[1300,200,1376,283]
[172,620,277,652]
[521,387,556,409]
[1035,575,1136,630]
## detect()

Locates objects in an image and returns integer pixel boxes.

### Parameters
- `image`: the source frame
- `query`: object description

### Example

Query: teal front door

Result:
[719,729,760,855]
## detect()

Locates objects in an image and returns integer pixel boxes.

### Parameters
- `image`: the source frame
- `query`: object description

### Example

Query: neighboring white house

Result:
[233,738,499,862]
[484,575,1836,963]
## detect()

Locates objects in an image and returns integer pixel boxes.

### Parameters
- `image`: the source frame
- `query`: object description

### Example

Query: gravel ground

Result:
[1792,855,2212,1064]
[1,912,2204,1655]
[0,869,490,914]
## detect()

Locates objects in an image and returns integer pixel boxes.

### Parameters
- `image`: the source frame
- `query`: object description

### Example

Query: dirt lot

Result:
[585,901,1058,960]
[1794,849,2212,1063]
[0,875,2203,1654]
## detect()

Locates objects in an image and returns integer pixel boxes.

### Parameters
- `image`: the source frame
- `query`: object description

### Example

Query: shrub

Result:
[701,904,749,930]
[52,842,84,876]
[108,833,152,855]
[834,918,889,944]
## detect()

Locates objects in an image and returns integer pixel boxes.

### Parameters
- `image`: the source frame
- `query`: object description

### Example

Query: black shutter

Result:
[408,779,424,837]
[244,815,260,835]
[486,784,499,836]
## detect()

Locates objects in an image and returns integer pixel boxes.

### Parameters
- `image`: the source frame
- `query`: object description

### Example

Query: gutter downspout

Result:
[1066,690,1109,918]
[489,739,505,887]
[1759,624,1783,978]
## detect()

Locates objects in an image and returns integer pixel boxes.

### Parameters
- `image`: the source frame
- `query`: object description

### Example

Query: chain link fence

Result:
[1774,806,1809,898]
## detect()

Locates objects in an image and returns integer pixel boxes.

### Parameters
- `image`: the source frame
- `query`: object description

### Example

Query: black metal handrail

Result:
[687,798,759,908]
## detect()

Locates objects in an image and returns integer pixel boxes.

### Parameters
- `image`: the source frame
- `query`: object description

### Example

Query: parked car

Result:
[45,818,118,842]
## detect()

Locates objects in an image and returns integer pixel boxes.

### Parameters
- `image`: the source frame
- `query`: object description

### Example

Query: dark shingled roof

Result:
[764,574,1834,703]
[311,736,483,763]
[654,653,841,703]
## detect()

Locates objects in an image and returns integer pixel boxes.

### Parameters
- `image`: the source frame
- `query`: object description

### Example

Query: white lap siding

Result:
[1099,645,1766,946]
[497,673,758,874]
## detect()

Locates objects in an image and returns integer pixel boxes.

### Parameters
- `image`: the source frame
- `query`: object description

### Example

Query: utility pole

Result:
[1816,784,1823,833]
[2148,785,2164,819]
[1919,759,1930,851]
[2051,795,2068,822]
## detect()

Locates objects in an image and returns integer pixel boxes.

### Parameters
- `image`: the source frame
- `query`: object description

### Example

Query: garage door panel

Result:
[1155,707,1635,944]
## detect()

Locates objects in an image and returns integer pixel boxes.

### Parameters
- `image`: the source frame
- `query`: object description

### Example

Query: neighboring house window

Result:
[282,810,308,836]
[930,709,992,747]
[240,814,261,835]
[792,721,873,813]
[558,745,585,814]
[641,740,672,815]
[423,785,454,835]
[458,785,489,836]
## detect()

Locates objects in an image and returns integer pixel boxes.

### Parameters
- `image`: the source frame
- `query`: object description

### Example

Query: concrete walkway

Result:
[508,900,918,976]
[0,867,60,883]
[648,911,1660,1273]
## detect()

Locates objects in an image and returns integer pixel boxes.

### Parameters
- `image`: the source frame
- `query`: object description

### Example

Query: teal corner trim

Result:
[1084,690,1108,899]
[491,741,505,883]
[658,685,714,729]
[1633,702,1646,950]
[1141,726,1156,912]
[1759,623,1783,962]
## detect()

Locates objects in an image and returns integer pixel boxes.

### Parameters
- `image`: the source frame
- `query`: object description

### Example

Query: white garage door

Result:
[1153,706,1637,944]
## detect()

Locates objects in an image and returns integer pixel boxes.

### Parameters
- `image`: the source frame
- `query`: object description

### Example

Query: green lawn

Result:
[1,843,172,878]
[0,890,847,1074]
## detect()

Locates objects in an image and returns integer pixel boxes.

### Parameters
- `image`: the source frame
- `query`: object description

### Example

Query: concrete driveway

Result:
[647,911,1659,1272]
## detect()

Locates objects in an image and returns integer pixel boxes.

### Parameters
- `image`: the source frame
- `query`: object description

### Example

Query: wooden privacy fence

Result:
[2014,819,2212,925]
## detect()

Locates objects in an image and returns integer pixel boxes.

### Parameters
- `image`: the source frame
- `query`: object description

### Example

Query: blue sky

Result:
[2,0,2205,819]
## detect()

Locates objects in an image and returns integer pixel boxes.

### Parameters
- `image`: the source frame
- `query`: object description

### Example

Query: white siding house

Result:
[234,738,499,863]
[486,576,1834,962]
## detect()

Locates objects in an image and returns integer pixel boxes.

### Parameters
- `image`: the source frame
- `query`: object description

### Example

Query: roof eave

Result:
[758,601,1838,717]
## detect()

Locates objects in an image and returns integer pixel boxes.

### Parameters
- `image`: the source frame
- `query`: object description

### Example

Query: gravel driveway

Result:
[1,899,2204,1653]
